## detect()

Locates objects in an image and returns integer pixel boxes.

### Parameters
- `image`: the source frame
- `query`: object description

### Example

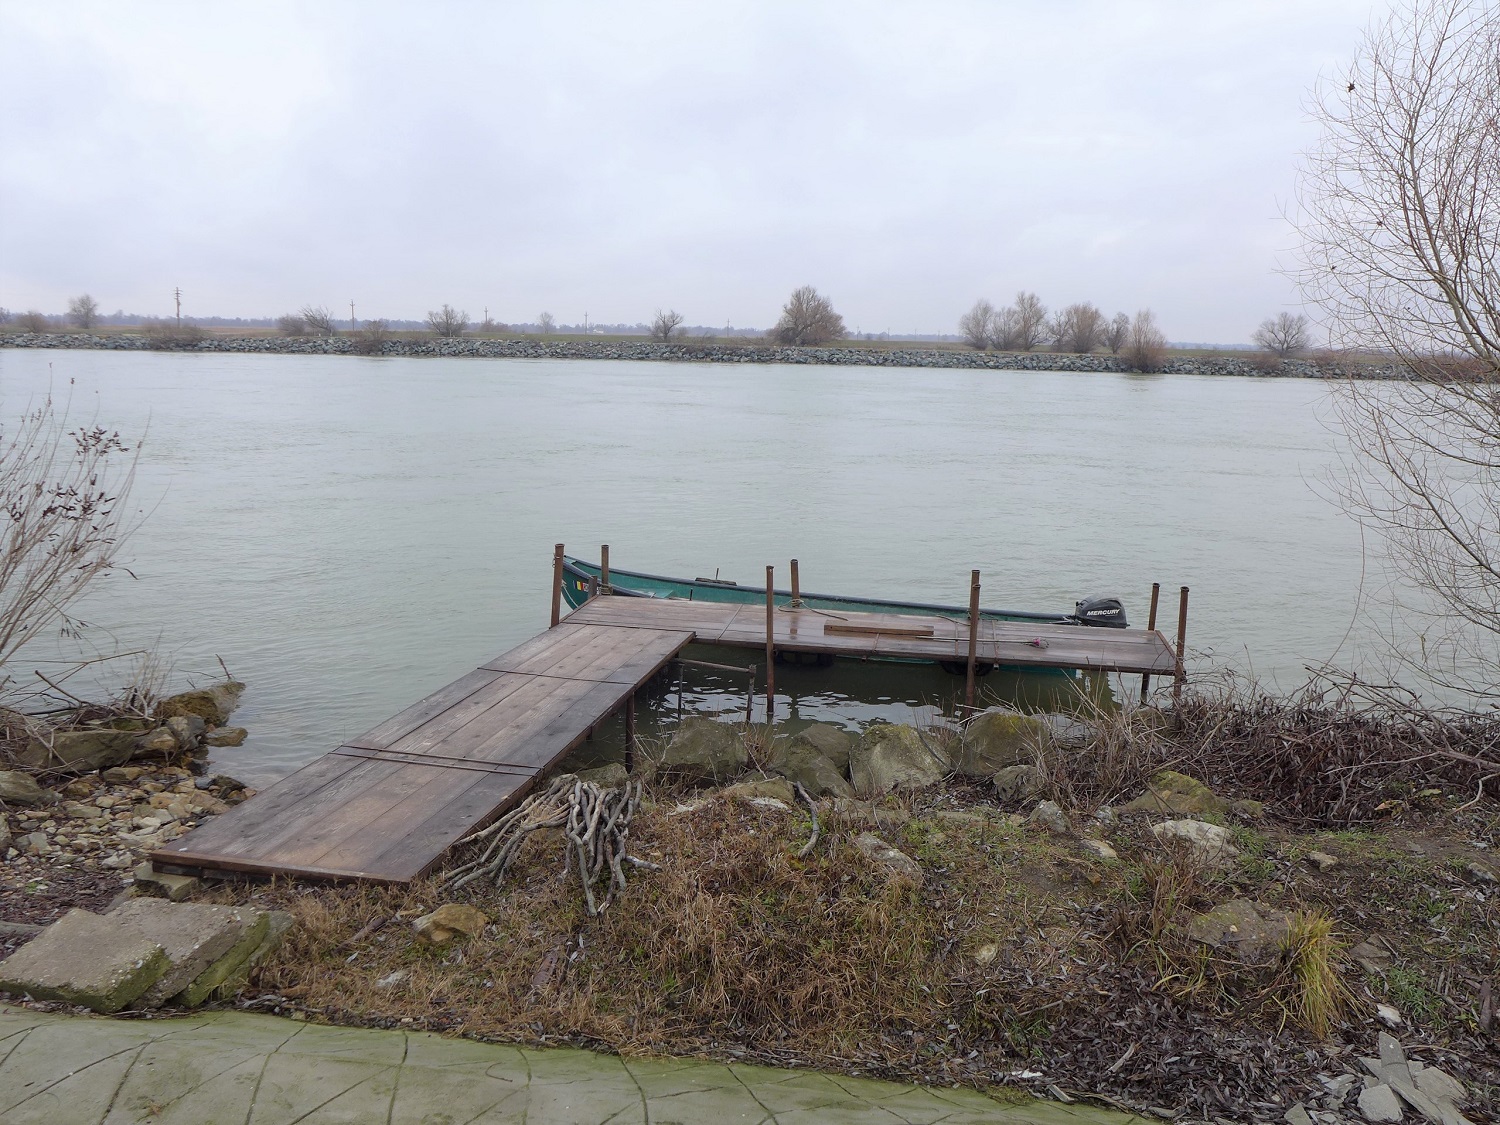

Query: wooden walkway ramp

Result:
[154,591,1176,885]
[152,622,691,883]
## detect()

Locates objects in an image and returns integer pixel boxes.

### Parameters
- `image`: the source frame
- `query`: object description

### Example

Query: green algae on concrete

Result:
[0,1005,1147,1125]
[0,910,168,1014]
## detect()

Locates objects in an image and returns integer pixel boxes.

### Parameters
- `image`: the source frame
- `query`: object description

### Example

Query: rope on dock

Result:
[440,776,646,916]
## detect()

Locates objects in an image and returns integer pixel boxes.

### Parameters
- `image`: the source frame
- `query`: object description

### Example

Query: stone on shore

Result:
[133,861,203,902]
[768,734,853,798]
[1152,818,1240,864]
[779,722,854,774]
[660,717,747,784]
[164,714,207,750]
[0,769,58,806]
[1122,770,1264,819]
[955,709,1047,777]
[202,725,249,748]
[155,681,245,727]
[851,832,924,886]
[1185,899,1291,962]
[849,723,949,798]
[19,729,139,773]
[1026,800,1072,835]
[0,907,169,1012]
[108,898,266,1006]
[412,903,489,944]
[992,764,1046,801]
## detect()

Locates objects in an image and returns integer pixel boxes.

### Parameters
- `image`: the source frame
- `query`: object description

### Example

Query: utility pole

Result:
[173,287,182,326]
[350,300,356,331]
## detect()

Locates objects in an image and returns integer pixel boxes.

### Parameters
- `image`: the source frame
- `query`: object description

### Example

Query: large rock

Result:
[155,681,245,727]
[955,710,1048,777]
[1185,898,1291,962]
[1152,818,1240,865]
[0,908,169,1012]
[777,723,854,774]
[849,723,949,798]
[1122,770,1263,819]
[660,717,747,784]
[412,903,488,944]
[768,735,853,798]
[0,769,58,806]
[19,729,138,773]
[992,764,1046,802]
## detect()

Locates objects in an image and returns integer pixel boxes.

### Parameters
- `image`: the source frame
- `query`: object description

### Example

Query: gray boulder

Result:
[202,726,249,748]
[768,735,853,798]
[0,769,58,806]
[1185,899,1291,963]
[992,764,1046,802]
[779,722,854,774]
[155,681,245,727]
[955,709,1048,777]
[849,723,949,798]
[851,832,924,886]
[164,714,207,750]
[1027,800,1073,835]
[1152,818,1239,865]
[20,729,139,773]
[660,717,747,784]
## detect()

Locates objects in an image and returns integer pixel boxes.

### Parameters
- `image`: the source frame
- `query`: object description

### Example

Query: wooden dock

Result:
[153,585,1178,884]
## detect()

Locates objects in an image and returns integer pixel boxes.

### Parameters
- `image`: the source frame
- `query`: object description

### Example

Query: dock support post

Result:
[764,566,775,723]
[624,694,636,773]
[965,569,981,712]
[600,544,611,594]
[790,559,802,608]
[1139,581,1161,703]
[551,543,565,628]
[746,664,756,725]
[1172,586,1189,712]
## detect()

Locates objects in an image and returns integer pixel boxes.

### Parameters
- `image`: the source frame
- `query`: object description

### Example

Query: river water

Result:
[0,349,1385,783]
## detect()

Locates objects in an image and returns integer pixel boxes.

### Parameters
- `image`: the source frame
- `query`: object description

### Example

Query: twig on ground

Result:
[793,781,820,858]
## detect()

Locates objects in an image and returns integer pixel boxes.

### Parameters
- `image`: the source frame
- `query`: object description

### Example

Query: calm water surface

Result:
[0,350,1379,783]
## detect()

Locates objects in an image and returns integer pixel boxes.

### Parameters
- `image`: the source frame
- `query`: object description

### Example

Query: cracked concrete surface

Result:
[0,1005,1141,1124]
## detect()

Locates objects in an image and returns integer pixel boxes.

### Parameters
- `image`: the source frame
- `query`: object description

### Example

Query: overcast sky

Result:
[0,1,1379,341]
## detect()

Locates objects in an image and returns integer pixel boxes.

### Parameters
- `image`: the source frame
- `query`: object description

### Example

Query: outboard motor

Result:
[1073,595,1128,628]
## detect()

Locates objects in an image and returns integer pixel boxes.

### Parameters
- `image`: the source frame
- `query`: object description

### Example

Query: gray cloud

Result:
[0,0,1377,341]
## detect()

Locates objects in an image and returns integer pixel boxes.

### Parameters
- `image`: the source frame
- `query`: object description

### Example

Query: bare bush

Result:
[1293,0,1500,695]
[350,319,391,355]
[1103,312,1130,355]
[300,306,337,337]
[142,320,206,349]
[67,295,99,330]
[771,286,845,346]
[958,299,995,350]
[1122,309,1168,372]
[0,398,139,693]
[1253,312,1311,357]
[989,291,1048,351]
[427,305,468,338]
[650,309,684,342]
[537,312,556,335]
[16,311,50,334]
[0,308,10,326]
[276,314,307,337]
[1049,302,1107,353]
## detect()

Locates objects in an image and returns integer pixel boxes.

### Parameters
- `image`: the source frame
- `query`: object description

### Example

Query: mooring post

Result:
[550,543,565,628]
[600,544,611,593]
[965,569,981,712]
[764,566,776,723]
[1172,585,1190,712]
[790,558,802,608]
[746,664,756,725]
[624,693,636,773]
[1139,581,1161,703]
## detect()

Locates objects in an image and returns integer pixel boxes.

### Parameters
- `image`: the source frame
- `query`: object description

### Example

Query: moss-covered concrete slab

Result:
[0,909,168,1013]
[0,1006,1147,1125]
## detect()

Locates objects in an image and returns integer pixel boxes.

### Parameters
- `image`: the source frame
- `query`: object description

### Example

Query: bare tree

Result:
[990,306,1023,351]
[1292,0,1500,694]
[771,286,846,346]
[1253,312,1311,357]
[300,306,337,336]
[427,305,469,337]
[958,299,995,350]
[0,308,10,326]
[0,397,139,691]
[1122,309,1168,372]
[276,314,307,337]
[537,312,556,335]
[68,295,100,329]
[1011,292,1049,351]
[350,319,391,355]
[16,311,50,333]
[651,309,684,342]
[1049,302,1107,353]
[1103,312,1130,355]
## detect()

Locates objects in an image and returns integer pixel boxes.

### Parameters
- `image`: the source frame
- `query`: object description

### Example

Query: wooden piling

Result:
[765,566,776,722]
[1172,586,1189,711]
[600,544,611,593]
[965,569,980,711]
[624,694,636,773]
[550,543,565,628]
[1139,581,1161,702]
[790,558,802,607]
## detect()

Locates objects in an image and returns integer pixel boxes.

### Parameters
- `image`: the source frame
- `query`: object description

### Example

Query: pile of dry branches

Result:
[440,777,650,915]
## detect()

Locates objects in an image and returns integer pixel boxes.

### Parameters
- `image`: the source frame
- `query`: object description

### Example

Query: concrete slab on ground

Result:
[0,1005,1144,1125]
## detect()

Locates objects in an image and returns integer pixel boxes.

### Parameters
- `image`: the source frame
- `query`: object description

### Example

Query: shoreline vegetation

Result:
[0,329,1414,379]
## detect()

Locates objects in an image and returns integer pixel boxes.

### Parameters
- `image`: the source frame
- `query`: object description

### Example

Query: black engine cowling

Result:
[1073,595,1127,628]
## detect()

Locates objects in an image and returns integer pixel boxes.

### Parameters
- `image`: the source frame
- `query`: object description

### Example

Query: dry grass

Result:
[1272,910,1351,1038]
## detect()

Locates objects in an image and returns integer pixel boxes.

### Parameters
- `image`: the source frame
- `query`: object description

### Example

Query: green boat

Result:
[559,556,1127,630]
